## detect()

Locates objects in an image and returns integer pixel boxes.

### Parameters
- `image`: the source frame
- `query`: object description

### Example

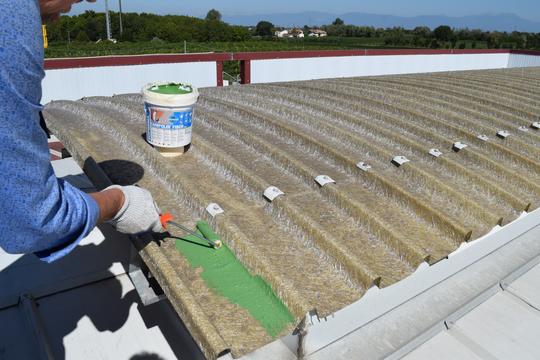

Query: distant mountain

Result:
[223,12,540,32]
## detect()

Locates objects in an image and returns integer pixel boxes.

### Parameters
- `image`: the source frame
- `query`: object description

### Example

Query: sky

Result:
[70,0,540,22]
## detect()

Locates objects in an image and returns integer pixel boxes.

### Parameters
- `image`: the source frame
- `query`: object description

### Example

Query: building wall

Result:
[42,61,217,104]
[507,54,540,68]
[42,51,540,103]
[250,53,510,83]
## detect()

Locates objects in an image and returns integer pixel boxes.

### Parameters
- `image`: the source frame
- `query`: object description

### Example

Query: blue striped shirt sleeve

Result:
[0,0,100,262]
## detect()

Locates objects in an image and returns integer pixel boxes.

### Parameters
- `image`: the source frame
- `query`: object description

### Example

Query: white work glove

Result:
[106,185,163,234]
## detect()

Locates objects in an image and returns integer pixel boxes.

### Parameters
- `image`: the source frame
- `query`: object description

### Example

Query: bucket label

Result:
[145,104,194,148]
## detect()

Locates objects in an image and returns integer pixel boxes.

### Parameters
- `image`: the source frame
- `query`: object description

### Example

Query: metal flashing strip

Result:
[384,321,449,360]
[443,283,502,328]
[502,286,540,313]
[501,252,540,287]
[250,208,540,359]
[443,323,500,360]
[19,294,55,360]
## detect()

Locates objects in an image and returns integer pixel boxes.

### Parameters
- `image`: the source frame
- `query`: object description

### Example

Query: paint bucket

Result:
[142,82,200,157]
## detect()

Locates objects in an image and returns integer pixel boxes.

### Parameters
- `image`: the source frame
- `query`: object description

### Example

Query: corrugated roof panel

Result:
[44,67,540,358]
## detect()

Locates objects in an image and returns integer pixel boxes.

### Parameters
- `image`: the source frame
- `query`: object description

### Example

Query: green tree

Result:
[75,30,90,42]
[332,18,344,26]
[256,21,274,37]
[413,26,431,38]
[206,9,222,22]
[487,31,502,49]
[433,25,453,41]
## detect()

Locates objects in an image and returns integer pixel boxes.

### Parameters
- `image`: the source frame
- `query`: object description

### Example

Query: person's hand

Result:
[40,0,96,23]
[104,185,164,235]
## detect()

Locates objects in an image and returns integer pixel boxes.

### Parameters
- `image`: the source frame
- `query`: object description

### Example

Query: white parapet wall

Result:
[508,53,540,68]
[43,61,217,104]
[250,53,512,84]
[42,51,540,103]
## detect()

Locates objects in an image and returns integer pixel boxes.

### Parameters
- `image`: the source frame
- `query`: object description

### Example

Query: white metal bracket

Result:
[315,175,336,187]
[392,156,410,167]
[532,122,540,130]
[264,186,284,201]
[453,142,468,151]
[518,126,529,132]
[206,203,224,217]
[429,149,443,158]
[496,130,510,139]
[476,134,489,142]
[356,161,372,171]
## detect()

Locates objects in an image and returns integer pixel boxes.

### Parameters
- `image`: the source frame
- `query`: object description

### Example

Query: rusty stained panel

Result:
[44,67,540,359]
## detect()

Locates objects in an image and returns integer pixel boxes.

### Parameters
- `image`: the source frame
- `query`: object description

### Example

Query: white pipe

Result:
[105,0,112,40]
[118,0,123,38]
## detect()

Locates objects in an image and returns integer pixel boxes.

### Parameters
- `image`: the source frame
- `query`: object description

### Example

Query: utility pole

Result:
[105,0,112,40]
[118,0,123,38]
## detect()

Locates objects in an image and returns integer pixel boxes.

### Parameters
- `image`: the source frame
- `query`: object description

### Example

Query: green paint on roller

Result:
[196,220,221,245]
[148,83,193,95]
[174,221,294,337]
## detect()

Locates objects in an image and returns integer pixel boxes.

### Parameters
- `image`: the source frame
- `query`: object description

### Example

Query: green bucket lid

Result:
[148,83,193,95]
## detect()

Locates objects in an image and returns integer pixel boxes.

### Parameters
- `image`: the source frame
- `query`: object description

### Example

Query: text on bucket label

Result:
[145,103,194,148]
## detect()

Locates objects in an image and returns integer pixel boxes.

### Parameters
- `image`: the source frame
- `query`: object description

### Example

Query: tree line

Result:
[321,20,539,49]
[46,10,251,43]
[46,10,540,50]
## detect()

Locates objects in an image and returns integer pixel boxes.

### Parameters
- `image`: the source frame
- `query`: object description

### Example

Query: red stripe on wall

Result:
[509,49,540,56]
[44,49,540,70]
[232,48,512,60]
[45,53,232,70]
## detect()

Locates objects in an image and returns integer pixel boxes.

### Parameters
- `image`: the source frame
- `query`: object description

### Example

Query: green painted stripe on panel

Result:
[173,221,294,337]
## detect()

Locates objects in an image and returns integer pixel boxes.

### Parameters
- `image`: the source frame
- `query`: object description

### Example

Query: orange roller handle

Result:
[160,212,174,229]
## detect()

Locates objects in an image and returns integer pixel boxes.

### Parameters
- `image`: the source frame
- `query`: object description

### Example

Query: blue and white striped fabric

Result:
[0,0,99,262]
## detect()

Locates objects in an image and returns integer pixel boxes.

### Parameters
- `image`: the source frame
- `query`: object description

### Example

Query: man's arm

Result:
[90,188,125,223]
[0,0,161,262]
[0,0,100,262]
[0,0,165,263]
